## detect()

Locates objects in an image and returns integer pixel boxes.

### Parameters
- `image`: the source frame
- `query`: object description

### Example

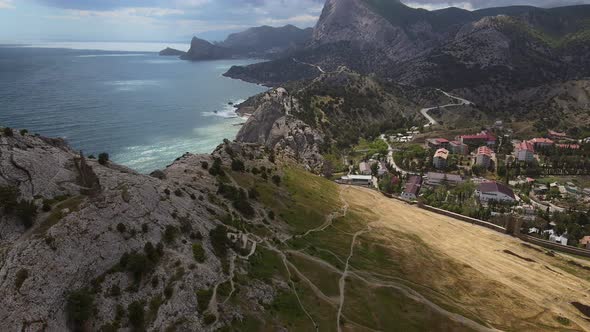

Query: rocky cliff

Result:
[181,37,232,61]
[236,88,324,172]
[159,47,186,57]
[0,129,283,331]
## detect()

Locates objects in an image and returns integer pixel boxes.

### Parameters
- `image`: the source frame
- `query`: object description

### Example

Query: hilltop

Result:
[2,127,590,330]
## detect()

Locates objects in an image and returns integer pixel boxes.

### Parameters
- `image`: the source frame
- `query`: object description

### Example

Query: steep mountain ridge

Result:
[180,25,313,61]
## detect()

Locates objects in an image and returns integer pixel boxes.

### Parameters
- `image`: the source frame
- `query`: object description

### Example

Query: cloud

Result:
[402,0,590,10]
[258,14,320,26]
[0,0,14,9]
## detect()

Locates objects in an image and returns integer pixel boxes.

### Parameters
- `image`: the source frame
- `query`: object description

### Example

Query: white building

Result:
[515,141,535,163]
[340,175,372,186]
[475,182,516,203]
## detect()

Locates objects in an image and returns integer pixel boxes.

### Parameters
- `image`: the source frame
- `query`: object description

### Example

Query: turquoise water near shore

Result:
[0,43,266,173]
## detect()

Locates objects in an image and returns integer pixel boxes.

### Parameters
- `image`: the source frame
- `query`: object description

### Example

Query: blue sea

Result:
[0,42,266,173]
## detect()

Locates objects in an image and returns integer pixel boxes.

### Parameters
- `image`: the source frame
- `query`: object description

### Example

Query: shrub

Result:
[231,159,245,172]
[66,288,95,328]
[0,185,19,214]
[128,300,146,331]
[109,284,121,297]
[174,188,183,197]
[209,226,229,258]
[119,252,154,283]
[196,288,213,313]
[116,223,126,233]
[203,314,216,325]
[16,200,37,229]
[192,243,206,263]
[141,223,149,233]
[208,158,224,177]
[164,283,174,299]
[98,153,109,166]
[248,188,259,200]
[272,175,281,186]
[15,268,29,290]
[20,129,28,136]
[200,161,209,170]
[3,127,14,137]
[164,225,178,244]
[268,210,275,220]
[42,202,52,212]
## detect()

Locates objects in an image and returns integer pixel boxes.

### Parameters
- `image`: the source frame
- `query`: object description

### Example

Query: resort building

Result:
[459,131,496,147]
[529,138,554,149]
[425,138,450,150]
[475,146,493,168]
[475,181,516,203]
[515,141,535,163]
[432,148,449,169]
[401,176,422,201]
[340,175,373,186]
[449,140,469,155]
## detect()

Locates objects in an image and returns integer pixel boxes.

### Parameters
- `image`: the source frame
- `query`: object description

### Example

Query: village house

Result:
[401,175,422,201]
[449,140,469,155]
[515,141,535,163]
[432,148,449,169]
[549,232,569,246]
[425,172,464,187]
[340,175,373,186]
[425,138,449,150]
[359,162,371,175]
[459,131,496,147]
[529,137,554,149]
[548,130,568,140]
[556,144,580,150]
[580,236,590,249]
[475,181,516,203]
[475,146,493,168]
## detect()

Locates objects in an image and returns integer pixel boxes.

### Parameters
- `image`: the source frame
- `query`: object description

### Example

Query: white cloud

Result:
[257,14,319,26]
[404,1,475,10]
[0,0,15,9]
[70,7,185,18]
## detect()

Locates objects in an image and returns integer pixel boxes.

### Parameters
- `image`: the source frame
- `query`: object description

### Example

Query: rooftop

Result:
[426,172,463,182]
[516,141,535,152]
[529,138,554,145]
[434,148,449,160]
[477,181,516,200]
[476,146,493,157]
[404,175,422,195]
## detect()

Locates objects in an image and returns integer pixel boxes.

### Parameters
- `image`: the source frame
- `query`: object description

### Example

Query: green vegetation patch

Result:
[34,195,85,236]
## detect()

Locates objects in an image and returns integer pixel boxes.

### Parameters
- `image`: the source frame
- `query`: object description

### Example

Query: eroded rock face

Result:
[236,88,324,172]
[0,132,274,331]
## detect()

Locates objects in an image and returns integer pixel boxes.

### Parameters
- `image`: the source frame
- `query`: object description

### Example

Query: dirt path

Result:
[336,225,371,332]
[298,187,350,239]
[346,186,590,331]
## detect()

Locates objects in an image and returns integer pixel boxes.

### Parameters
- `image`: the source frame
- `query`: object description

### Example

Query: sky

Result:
[1,0,590,43]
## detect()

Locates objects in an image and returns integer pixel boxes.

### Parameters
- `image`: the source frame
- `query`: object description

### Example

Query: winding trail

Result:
[336,225,371,332]
[293,58,325,74]
[420,89,473,127]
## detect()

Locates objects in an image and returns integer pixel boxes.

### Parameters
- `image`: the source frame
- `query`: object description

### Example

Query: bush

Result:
[19,129,28,136]
[208,158,224,177]
[119,252,154,283]
[16,200,37,229]
[15,268,29,290]
[0,185,19,214]
[209,226,229,258]
[272,175,281,186]
[200,161,209,170]
[248,188,259,200]
[231,159,245,172]
[164,225,178,244]
[128,300,145,331]
[3,127,14,137]
[98,153,109,166]
[174,188,183,197]
[116,223,126,233]
[109,284,121,297]
[203,313,216,325]
[192,243,206,263]
[196,288,213,313]
[66,288,95,328]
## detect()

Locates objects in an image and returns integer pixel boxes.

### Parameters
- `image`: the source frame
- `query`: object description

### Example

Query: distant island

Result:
[158,47,186,56]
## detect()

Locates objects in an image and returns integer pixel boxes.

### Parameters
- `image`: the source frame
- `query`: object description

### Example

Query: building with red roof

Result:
[529,138,554,149]
[449,141,469,155]
[459,131,496,147]
[549,130,567,139]
[556,144,580,150]
[515,141,535,162]
[401,175,423,201]
[475,146,493,168]
[433,148,449,169]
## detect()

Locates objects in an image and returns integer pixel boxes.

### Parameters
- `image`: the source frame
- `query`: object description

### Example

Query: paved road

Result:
[292,58,325,73]
[420,90,474,127]
[380,134,418,176]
